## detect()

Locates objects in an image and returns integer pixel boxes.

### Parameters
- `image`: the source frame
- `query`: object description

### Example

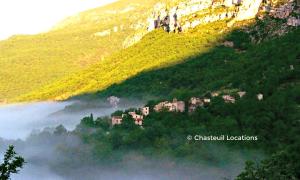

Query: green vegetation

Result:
[22,19,299,104]
[17,20,233,101]
[33,75,299,178]
[0,1,299,178]
[20,19,299,178]
[0,146,25,180]
[0,0,159,102]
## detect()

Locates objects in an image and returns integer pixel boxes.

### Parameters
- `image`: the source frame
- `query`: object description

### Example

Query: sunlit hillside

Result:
[16,20,232,101]
[17,16,300,103]
[0,0,158,102]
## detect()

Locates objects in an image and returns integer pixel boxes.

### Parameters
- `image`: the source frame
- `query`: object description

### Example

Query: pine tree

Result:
[0,146,25,180]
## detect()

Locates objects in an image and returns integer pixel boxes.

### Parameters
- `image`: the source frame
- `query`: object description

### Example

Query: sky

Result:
[0,0,118,40]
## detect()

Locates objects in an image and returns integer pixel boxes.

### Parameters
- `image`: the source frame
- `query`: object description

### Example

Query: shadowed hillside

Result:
[92,25,300,101]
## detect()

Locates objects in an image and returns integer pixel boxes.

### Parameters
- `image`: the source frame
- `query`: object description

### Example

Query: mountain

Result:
[15,0,300,102]
[1,0,299,103]
[0,0,159,102]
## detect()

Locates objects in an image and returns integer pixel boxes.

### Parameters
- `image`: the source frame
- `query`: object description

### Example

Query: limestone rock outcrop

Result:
[269,1,294,19]
[287,16,300,26]
[235,0,263,20]
[123,0,298,48]
[147,0,264,33]
[266,0,300,27]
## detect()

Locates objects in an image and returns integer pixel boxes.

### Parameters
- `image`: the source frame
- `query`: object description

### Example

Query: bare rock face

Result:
[287,16,300,26]
[224,0,235,7]
[147,0,265,33]
[147,0,215,33]
[94,29,111,37]
[125,0,300,48]
[223,41,234,47]
[123,31,146,48]
[267,0,300,27]
[269,2,294,19]
[235,0,263,21]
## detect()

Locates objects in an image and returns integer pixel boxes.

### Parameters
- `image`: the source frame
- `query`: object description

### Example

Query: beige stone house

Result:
[129,111,144,126]
[257,93,264,101]
[188,97,204,113]
[154,98,185,112]
[112,116,123,126]
[238,91,246,98]
[141,107,150,116]
[222,95,236,103]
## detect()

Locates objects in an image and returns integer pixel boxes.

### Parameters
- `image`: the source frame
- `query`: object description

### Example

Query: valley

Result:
[0,0,299,179]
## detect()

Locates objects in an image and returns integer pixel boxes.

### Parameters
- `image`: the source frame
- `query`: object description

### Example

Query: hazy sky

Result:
[0,0,117,40]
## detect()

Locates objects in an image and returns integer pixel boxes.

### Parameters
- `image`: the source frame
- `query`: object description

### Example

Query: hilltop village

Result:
[110,91,264,126]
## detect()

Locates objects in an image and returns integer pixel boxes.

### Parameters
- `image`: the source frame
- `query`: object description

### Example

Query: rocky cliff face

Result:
[236,0,263,20]
[123,0,299,48]
[266,0,300,26]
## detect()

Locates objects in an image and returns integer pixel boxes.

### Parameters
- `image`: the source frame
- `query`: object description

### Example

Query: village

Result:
[110,91,264,126]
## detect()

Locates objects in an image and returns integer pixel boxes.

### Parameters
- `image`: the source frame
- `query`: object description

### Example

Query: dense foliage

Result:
[43,21,299,178]
[0,146,25,180]
[49,79,299,178]
[16,20,232,101]
[0,2,299,178]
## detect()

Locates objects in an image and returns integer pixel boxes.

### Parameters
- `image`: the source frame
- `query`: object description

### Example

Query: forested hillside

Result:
[15,20,241,101]
[17,18,300,102]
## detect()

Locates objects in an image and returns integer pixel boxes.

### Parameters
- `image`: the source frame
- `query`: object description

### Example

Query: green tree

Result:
[237,151,298,180]
[54,125,68,135]
[0,146,25,180]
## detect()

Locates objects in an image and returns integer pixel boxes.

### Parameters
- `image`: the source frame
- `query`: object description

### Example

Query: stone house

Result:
[112,111,145,126]
[134,116,144,126]
[189,97,204,113]
[190,97,204,106]
[128,111,144,126]
[154,98,185,112]
[203,98,211,104]
[112,116,123,126]
[257,93,264,101]
[141,107,150,116]
[238,91,246,98]
[222,95,236,103]
[171,99,185,112]
[211,92,220,97]
[154,101,168,112]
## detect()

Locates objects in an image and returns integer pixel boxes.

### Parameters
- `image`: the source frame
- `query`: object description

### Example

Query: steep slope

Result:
[16,20,231,101]
[14,0,270,102]
[5,0,300,102]
[20,17,299,102]
[0,0,159,102]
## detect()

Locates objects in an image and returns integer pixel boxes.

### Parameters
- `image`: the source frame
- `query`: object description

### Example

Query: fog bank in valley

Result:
[0,100,141,140]
[0,100,262,180]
